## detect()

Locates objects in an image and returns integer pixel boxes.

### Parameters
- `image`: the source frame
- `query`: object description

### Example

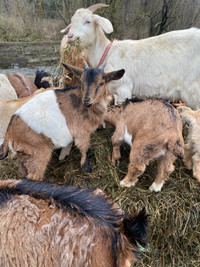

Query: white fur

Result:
[15,91,73,148]
[121,127,132,146]
[0,74,17,100]
[149,181,164,192]
[65,7,200,109]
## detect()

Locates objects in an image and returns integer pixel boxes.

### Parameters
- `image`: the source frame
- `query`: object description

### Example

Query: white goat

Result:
[61,3,200,109]
[0,74,17,100]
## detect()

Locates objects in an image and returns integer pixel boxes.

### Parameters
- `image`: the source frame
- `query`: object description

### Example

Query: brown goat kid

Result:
[0,62,125,180]
[178,106,200,182]
[0,179,148,267]
[7,72,38,98]
[104,99,184,192]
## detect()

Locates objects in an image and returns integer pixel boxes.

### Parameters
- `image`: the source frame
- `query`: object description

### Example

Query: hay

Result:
[0,125,199,266]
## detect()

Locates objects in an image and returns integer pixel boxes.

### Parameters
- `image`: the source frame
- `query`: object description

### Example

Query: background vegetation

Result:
[0,0,200,42]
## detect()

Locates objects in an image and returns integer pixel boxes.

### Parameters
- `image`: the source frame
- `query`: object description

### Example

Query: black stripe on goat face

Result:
[81,68,106,107]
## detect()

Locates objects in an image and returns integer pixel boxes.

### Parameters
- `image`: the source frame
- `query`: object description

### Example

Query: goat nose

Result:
[68,33,74,39]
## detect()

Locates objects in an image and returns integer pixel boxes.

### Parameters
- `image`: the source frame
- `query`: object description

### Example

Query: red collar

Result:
[97,42,112,68]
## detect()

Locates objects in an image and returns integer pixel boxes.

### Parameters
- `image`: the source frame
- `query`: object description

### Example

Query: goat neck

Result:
[88,28,111,68]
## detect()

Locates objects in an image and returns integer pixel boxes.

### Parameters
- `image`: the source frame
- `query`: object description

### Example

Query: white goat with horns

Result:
[61,3,200,109]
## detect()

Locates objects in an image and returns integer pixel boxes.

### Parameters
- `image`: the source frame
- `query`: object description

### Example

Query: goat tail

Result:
[168,137,184,160]
[0,141,9,160]
[123,208,148,249]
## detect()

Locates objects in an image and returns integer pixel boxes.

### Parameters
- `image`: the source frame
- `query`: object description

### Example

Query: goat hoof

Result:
[149,182,163,192]
[120,180,134,188]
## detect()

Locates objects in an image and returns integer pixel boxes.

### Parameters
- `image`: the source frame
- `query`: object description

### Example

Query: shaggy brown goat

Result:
[104,99,184,192]
[7,72,38,98]
[0,62,124,180]
[0,179,148,267]
[178,106,200,182]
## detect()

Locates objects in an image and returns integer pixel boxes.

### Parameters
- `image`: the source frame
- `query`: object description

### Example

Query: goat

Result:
[0,179,148,267]
[7,72,38,98]
[0,62,125,180]
[104,99,184,192]
[178,106,200,182]
[61,3,200,109]
[0,74,17,100]
[34,70,53,89]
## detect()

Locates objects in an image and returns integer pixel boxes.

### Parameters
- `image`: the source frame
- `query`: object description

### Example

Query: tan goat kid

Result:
[0,62,124,180]
[177,106,200,182]
[104,99,184,192]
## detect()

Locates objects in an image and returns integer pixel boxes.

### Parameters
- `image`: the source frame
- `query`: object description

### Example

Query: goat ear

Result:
[61,62,83,78]
[60,24,71,33]
[93,15,113,34]
[105,69,125,83]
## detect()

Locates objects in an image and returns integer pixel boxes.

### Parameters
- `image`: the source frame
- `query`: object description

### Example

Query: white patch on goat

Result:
[149,181,164,192]
[15,90,73,148]
[122,126,132,146]
[8,141,16,156]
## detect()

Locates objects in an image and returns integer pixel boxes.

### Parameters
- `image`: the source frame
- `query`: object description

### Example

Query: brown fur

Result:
[178,106,200,182]
[105,99,184,192]
[7,72,38,98]
[0,65,125,180]
[0,179,148,267]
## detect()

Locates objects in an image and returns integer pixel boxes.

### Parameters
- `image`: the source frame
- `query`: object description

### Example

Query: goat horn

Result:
[99,62,107,70]
[84,61,89,69]
[87,3,109,13]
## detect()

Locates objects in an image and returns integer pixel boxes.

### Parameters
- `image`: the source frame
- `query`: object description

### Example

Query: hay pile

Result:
[0,126,199,266]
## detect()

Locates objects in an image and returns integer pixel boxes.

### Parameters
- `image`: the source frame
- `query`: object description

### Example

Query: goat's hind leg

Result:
[120,143,146,188]
[149,151,176,192]
[23,147,52,181]
[75,136,92,172]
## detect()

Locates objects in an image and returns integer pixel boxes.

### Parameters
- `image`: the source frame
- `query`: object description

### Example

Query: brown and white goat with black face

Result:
[104,99,184,192]
[0,179,148,267]
[178,106,200,182]
[0,62,124,181]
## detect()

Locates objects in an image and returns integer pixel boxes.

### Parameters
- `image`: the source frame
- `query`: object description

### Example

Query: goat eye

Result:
[84,20,91,24]
[99,82,104,87]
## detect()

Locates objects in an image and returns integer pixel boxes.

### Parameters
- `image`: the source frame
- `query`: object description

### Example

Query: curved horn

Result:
[84,61,89,69]
[87,3,109,13]
[99,62,106,70]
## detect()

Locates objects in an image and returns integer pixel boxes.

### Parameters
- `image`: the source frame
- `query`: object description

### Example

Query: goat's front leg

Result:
[74,135,92,173]
[184,142,193,170]
[192,153,200,182]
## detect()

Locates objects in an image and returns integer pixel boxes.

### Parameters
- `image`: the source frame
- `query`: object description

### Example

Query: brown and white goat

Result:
[0,179,148,267]
[0,62,125,180]
[104,99,184,192]
[7,72,38,98]
[177,106,200,182]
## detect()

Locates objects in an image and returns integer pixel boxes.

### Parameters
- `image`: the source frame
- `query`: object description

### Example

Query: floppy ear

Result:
[60,24,71,33]
[105,69,125,83]
[93,15,113,34]
[61,62,83,78]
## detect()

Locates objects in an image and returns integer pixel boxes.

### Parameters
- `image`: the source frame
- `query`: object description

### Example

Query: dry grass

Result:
[0,126,199,266]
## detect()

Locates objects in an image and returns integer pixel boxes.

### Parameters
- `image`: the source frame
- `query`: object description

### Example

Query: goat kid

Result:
[0,179,148,267]
[61,4,200,109]
[7,72,38,98]
[0,62,125,180]
[178,106,200,182]
[104,99,184,192]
